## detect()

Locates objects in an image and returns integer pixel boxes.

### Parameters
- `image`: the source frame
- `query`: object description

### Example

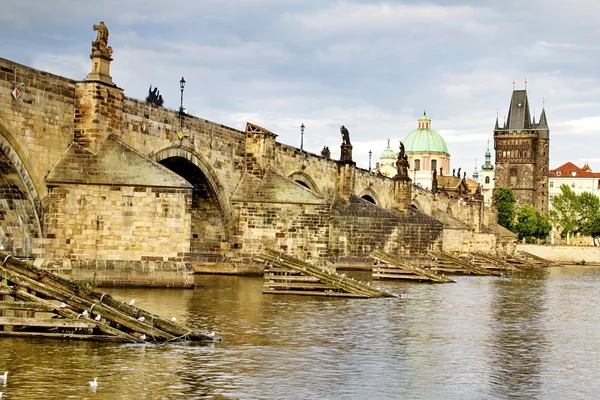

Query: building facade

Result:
[549,162,600,204]
[494,89,549,214]
[403,112,451,189]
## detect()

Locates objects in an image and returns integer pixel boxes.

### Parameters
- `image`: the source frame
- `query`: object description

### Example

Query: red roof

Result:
[549,162,600,178]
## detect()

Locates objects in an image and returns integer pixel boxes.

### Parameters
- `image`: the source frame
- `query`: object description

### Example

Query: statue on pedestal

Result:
[92,21,113,58]
[395,141,409,178]
[340,125,351,145]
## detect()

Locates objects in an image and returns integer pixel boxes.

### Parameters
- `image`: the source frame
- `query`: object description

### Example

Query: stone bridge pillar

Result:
[74,21,123,154]
[392,175,411,214]
[244,123,277,177]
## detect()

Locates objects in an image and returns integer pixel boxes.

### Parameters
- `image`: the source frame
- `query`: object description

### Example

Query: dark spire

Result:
[506,89,532,131]
[538,107,548,130]
[495,116,499,130]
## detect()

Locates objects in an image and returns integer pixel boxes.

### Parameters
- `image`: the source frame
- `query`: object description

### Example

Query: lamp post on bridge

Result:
[368,150,372,171]
[300,123,305,151]
[179,77,186,115]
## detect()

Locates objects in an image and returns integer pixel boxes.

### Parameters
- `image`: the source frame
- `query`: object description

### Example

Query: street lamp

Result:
[368,150,372,171]
[300,123,305,151]
[179,76,186,114]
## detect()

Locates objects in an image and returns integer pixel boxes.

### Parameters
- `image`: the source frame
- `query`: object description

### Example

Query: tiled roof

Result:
[549,162,600,178]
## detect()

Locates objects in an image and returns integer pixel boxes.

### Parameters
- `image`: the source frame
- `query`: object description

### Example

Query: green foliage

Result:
[496,187,516,231]
[549,184,579,239]
[515,205,552,242]
[549,185,600,244]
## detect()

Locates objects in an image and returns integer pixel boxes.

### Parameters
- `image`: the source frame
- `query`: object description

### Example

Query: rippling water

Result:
[2,266,600,399]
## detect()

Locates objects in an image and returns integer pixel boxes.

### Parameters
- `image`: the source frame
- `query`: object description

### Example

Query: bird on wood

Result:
[95,314,101,321]
[208,331,216,337]
[140,334,146,341]
[89,377,98,389]
[82,310,89,317]
[171,317,177,322]
[137,316,145,322]
[59,302,67,308]
[0,371,7,383]
[129,299,135,306]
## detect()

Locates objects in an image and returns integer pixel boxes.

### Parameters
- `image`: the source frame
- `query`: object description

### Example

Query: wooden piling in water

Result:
[0,252,219,343]
[256,249,397,298]
[370,250,455,283]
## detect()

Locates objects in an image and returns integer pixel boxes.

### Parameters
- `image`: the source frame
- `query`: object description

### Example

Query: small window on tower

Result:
[431,159,437,172]
[414,159,421,171]
[550,181,554,188]
[485,176,490,184]
[510,167,518,185]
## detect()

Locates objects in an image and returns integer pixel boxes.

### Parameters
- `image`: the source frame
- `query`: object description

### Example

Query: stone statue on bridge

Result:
[395,141,409,179]
[432,168,438,194]
[92,21,113,58]
[340,125,351,145]
[321,146,331,159]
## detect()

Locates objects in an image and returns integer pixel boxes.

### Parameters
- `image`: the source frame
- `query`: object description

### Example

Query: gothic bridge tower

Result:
[494,87,549,214]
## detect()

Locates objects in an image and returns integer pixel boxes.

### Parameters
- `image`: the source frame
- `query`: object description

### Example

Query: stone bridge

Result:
[0,51,508,284]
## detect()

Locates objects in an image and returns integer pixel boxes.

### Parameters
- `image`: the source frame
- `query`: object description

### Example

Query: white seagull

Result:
[137,316,145,322]
[208,331,216,337]
[0,371,7,383]
[171,317,177,322]
[140,334,146,341]
[95,314,102,321]
[89,377,98,389]
[129,299,135,306]
[59,302,67,308]
[82,310,89,317]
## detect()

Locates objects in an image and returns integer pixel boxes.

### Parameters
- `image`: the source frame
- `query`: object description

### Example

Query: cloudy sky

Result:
[2,0,599,174]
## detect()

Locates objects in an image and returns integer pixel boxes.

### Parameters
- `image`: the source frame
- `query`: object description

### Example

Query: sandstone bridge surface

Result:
[0,56,512,286]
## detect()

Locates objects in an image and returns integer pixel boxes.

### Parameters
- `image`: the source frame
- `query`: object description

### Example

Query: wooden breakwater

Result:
[0,253,219,343]
[370,249,455,283]
[256,249,396,298]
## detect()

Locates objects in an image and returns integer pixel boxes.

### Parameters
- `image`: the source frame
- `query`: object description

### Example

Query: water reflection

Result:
[2,268,600,398]
[488,269,550,399]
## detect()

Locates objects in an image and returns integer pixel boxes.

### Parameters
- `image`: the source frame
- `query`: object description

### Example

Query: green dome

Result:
[403,113,448,154]
[380,141,396,159]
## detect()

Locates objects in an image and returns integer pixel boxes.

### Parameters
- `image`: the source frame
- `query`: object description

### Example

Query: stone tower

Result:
[494,88,549,214]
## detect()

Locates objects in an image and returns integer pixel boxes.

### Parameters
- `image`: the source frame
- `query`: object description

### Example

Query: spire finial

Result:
[542,97,545,108]
[524,77,528,89]
[387,138,390,147]
[512,78,515,90]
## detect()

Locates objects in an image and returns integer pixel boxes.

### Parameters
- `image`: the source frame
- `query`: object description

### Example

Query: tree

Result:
[515,205,552,243]
[496,187,516,231]
[576,192,600,238]
[548,184,579,243]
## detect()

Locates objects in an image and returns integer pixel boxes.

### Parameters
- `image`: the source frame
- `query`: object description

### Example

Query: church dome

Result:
[403,112,448,154]
[380,139,396,159]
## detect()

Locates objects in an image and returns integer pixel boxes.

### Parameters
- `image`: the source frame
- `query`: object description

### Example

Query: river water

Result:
[1,266,600,399]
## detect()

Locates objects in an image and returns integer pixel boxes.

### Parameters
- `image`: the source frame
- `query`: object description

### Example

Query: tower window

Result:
[485,176,490,184]
[550,181,554,188]
[414,159,421,171]
[523,151,527,158]
[510,167,518,185]
[431,159,437,172]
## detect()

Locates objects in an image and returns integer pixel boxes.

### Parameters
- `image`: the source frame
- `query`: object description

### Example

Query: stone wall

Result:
[517,244,600,264]
[42,184,191,261]
[330,195,443,260]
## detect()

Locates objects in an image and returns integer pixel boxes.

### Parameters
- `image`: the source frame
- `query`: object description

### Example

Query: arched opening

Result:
[358,188,381,206]
[158,155,228,254]
[485,176,490,184]
[296,181,310,190]
[288,171,319,194]
[410,204,419,211]
[0,129,42,257]
[362,195,376,204]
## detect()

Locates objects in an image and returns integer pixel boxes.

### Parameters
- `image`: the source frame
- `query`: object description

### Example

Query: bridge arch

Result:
[153,146,231,254]
[288,171,320,194]
[0,119,43,255]
[358,188,381,205]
